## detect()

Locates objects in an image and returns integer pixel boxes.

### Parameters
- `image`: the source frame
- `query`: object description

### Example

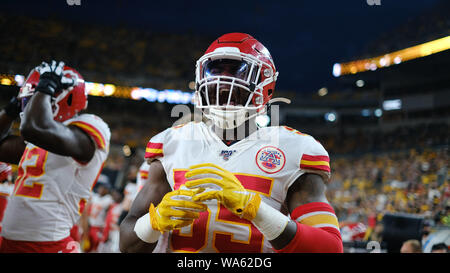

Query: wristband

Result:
[251,201,290,241]
[133,212,161,244]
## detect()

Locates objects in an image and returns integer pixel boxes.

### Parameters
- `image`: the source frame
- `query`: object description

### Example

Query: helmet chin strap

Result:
[205,97,291,130]
[207,108,250,130]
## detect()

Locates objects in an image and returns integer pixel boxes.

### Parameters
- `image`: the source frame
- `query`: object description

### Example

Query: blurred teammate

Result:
[83,177,113,252]
[136,162,150,193]
[120,33,343,253]
[0,61,111,253]
[97,188,124,253]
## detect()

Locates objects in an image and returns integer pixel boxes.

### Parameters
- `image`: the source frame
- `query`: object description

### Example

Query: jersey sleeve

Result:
[144,128,170,163]
[298,136,331,183]
[67,114,111,150]
[136,161,151,192]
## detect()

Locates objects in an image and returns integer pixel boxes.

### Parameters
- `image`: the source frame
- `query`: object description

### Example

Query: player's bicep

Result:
[286,173,328,213]
[64,125,96,162]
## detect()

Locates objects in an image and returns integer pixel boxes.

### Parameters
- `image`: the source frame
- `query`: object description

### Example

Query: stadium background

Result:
[0,0,448,253]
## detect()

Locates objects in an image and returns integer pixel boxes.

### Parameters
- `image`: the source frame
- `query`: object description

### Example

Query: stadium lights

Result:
[382,99,402,111]
[332,35,450,77]
[324,112,337,122]
[0,73,194,105]
[318,87,328,96]
[374,108,383,117]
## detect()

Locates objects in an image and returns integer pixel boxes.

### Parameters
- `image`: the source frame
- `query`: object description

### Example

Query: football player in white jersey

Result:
[0,61,111,253]
[83,179,113,252]
[136,161,151,194]
[120,33,343,253]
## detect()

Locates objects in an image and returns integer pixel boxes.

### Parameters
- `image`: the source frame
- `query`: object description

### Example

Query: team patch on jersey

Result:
[255,146,286,174]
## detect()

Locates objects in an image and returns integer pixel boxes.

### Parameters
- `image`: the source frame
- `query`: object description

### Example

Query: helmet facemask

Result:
[195,50,276,129]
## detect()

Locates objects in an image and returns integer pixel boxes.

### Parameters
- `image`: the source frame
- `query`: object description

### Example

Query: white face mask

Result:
[194,48,277,130]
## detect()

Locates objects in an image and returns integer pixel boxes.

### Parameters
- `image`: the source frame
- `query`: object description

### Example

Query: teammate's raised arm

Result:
[0,61,111,253]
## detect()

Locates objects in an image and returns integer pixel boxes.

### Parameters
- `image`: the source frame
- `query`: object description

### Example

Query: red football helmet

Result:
[0,162,12,182]
[17,65,87,122]
[194,33,278,129]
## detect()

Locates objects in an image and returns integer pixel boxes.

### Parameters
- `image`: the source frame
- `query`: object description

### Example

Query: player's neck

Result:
[212,119,258,145]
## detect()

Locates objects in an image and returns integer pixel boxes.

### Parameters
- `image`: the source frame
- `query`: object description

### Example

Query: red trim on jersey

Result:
[290,202,336,219]
[300,154,331,173]
[274,221,343,253]
[274,202,343,253]
[301,154,330,162]
[0,236,79,253]
[145,142,164,159]
[70,121,106,149]
[90,161,106,191]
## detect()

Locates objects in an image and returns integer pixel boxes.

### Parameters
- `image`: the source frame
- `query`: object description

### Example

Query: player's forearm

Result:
[20,93,57,144]
[251,201,343,253]
[119,215,158,253]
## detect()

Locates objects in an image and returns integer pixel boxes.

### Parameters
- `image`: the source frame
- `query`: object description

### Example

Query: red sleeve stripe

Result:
[302,154,329,162]
[291,202,340,232]
[291,202,336,220]
[139,170,149,179]
[300,163,331,173]
[145,142,164,159]
[70,121,106,149]
[146,142,163,149]
[300,154,330,172]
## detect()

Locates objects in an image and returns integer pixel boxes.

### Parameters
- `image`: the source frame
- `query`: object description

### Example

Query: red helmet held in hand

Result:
[18,65,87,122]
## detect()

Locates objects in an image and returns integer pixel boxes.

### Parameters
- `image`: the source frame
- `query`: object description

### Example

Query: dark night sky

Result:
[2,0,443,92]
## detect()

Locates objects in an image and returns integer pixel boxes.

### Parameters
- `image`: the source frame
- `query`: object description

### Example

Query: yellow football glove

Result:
[184,163,261,220]
[149,188,207,233]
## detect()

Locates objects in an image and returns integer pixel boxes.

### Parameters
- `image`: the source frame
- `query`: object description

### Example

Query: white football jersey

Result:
[1,114,111,242]
[88,193,113,228]
[144,122,330,253]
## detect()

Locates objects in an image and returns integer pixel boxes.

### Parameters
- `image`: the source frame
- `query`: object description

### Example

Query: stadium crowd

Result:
[0,13,212,90]
[0,6,448,252]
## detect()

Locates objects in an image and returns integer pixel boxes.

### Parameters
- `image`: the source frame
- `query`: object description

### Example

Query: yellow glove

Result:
[184,163,261,220]
[149,188,207,233]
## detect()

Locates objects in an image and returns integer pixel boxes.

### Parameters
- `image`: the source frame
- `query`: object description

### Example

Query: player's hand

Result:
[149,188,208,233]
[184,163,262,220]
[35,60,75,96]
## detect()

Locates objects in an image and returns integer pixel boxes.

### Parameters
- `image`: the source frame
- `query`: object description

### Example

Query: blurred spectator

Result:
[400,239,422,253]
[430,243,448,253]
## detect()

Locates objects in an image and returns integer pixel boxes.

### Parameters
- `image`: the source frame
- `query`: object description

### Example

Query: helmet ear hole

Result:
[67,94,73,106]
[268,89,273,97]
